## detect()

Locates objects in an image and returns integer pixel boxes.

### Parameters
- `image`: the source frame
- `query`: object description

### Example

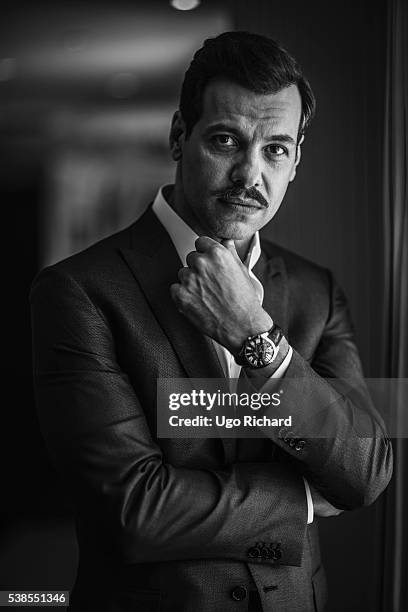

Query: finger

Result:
[195,236,220,253]
[186,250,205,270]
[170,282,181,304]
[177,266,193,283]
[170,283,188,313]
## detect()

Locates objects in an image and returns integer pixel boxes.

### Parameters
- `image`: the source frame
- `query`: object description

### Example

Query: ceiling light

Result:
[170,0,201,11]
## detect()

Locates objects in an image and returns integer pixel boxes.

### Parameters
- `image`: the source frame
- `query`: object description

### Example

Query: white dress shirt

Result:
[152,186,313,524]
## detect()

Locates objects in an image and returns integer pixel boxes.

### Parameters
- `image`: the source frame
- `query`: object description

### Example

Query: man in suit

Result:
[30,32,393,611]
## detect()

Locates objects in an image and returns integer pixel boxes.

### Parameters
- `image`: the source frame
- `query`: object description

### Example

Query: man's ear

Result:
[289,134,304,182]
[169,111,186,161]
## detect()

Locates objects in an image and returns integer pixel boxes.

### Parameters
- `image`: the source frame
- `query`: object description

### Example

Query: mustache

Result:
[218,186,268,208]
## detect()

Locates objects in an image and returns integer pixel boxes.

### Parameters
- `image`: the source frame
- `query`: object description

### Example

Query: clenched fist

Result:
[170,236,273,354]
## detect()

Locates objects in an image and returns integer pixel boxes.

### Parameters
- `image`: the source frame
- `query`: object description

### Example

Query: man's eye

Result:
[212,135,237,147]
[266,144,288,157]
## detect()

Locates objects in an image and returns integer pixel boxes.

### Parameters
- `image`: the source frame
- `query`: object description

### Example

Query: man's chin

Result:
[211,222,257,241]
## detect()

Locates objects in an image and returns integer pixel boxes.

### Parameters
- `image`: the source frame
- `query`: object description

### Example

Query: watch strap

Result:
[268,325,283,347]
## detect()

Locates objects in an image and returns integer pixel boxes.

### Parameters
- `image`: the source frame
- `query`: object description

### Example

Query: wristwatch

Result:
[235,324,283,368]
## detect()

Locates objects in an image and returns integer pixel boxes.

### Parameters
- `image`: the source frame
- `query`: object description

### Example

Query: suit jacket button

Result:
[231,586,247,601]
[260,545,269,559]
[268,543,281,560]
[272,544,282,560]
[283,431,294,444]
[248,546,261,558]
[295,440,305,451]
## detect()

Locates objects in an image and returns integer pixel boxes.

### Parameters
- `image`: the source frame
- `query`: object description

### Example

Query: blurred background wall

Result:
[0,0,402,610]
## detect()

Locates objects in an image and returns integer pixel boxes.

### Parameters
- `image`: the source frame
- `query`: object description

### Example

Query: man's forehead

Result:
[199,79,302,133]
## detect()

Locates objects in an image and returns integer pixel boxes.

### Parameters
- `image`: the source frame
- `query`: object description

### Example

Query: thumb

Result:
[221,239,240,260]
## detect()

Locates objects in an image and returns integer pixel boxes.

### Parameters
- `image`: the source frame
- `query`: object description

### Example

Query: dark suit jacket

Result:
[30,206,393,612]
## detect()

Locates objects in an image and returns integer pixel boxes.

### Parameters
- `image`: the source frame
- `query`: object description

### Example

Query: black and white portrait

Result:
[0,1,406,611]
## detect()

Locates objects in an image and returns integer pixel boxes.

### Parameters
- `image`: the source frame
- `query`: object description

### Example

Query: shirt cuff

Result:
[303,478,314,524]
[271,345,293,378]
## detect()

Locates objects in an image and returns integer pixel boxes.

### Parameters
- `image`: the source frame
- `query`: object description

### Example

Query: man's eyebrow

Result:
[204,123,297,145]
[267,134,297,145]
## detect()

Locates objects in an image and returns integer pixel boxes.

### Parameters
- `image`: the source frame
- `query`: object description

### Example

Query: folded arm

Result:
[242,273,393,511]
[30,267,308,566]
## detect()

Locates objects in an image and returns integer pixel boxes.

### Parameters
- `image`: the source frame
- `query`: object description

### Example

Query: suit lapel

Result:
[253,245,289,337]
[119,207,225,380]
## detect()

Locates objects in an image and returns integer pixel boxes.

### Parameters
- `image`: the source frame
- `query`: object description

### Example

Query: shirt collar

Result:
[152,185,261,270]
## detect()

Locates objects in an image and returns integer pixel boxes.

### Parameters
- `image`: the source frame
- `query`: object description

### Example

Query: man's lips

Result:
[216,187,268,209]
[217,196,262,209]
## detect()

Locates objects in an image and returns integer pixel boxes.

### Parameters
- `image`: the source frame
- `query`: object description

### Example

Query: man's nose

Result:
[229,151,262,188]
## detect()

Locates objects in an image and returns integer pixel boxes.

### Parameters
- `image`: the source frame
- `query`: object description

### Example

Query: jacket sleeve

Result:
[30,266,308,567]
[244,271,393,511]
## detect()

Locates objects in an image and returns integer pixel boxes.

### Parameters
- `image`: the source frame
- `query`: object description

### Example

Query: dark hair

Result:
[180,31,316,143]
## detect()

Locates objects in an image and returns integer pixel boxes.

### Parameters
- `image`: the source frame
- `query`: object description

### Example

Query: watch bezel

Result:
[236,325,283,369]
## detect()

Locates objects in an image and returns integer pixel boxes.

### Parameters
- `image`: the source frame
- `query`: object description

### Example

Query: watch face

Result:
[244,336,277,367]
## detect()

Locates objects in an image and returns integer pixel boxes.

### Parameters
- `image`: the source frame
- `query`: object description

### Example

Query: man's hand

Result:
[170,236,272,354]
[310,485,344,518]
